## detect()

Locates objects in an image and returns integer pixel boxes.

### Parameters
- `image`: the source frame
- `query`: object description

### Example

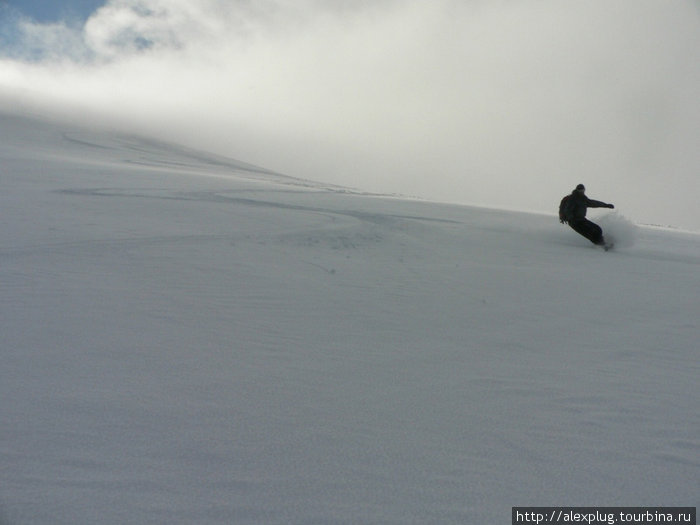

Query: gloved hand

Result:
[607,204,615,209]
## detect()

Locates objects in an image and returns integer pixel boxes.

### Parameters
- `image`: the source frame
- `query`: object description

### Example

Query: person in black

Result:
[559,184,614,246]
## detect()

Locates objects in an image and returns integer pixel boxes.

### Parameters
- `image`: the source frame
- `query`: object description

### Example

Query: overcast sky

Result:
[1,0,699,230]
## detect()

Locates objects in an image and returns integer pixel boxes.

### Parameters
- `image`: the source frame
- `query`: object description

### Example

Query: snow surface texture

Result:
[1,112,698,524]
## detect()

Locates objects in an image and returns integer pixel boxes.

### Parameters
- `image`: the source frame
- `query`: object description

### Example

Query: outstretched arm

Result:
[586,197,614,209]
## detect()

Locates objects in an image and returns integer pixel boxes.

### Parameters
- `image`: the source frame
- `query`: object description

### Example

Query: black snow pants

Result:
[569,218,604,245]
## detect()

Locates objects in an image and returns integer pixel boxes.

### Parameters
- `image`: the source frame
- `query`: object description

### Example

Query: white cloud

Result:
[1,0,699,229]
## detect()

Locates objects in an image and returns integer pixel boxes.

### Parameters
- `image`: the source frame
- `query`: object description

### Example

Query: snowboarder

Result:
[559,184,615,248]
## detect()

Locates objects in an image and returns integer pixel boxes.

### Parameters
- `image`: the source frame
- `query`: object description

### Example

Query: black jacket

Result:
[559,191,611,223]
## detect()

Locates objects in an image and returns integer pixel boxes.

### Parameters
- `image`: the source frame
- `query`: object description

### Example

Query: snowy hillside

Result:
[1,112,698,524]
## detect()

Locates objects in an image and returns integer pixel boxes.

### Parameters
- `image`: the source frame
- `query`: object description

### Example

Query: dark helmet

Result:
[575,184,585,192]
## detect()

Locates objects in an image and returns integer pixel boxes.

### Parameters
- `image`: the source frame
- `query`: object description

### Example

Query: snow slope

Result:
[1,112,698,524]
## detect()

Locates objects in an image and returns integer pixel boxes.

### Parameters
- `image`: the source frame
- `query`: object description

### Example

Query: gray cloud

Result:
[2,0,699,229]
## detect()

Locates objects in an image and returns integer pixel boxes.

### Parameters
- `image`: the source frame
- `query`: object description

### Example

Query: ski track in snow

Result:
[1,113,699,524]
